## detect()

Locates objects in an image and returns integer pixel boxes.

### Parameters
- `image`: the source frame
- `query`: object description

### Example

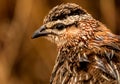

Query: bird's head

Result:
[32,3,97,46]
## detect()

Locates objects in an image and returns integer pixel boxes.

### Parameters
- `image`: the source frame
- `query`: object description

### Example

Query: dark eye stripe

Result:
[55,23,66,30]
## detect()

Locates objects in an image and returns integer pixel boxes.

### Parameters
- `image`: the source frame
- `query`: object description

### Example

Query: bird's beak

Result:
[32,25,50,39]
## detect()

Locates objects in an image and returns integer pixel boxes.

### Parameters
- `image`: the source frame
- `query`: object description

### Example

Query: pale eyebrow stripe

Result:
[45,14,92,28]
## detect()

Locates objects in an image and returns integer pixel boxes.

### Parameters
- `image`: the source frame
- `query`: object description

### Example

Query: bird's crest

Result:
[44,3,87,23]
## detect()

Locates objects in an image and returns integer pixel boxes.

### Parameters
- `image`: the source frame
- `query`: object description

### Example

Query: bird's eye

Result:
[55,23,65,30]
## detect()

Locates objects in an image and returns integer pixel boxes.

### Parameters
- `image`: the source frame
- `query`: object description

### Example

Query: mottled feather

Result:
[32,3,120,84]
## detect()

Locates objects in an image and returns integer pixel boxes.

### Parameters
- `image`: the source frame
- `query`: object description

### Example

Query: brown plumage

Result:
[32,3,120,84]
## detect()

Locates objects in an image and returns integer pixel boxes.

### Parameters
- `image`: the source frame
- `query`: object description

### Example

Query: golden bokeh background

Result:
[0,0,120,84]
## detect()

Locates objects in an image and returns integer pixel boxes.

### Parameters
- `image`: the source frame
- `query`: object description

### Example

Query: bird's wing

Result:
[82,40,120,84]
[50,38,120,84]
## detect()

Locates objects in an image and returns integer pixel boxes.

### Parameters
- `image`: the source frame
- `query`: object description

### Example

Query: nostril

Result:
[39,25,46,32]
[32,25,49,39]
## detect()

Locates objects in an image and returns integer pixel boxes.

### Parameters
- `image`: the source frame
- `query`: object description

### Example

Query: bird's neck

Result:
[57,37,89,63]
[56,21,113,67]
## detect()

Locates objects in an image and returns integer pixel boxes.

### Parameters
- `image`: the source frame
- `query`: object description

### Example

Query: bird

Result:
[32,3,120,84]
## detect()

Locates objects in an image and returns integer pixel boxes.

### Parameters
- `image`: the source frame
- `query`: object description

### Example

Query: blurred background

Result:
[0,0,120,84]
